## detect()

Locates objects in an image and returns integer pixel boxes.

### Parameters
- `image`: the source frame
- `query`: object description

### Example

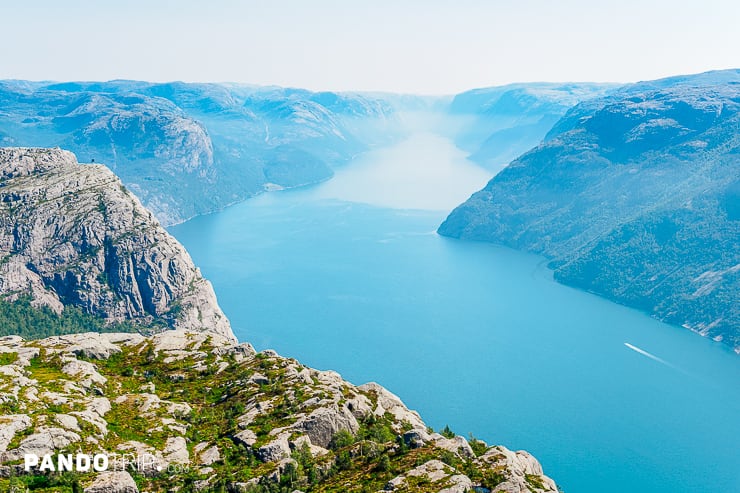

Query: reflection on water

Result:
[315,132,492,210]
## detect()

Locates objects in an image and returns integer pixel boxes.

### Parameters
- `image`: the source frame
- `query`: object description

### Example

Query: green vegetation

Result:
[439,76,740,352]
[526,473,548,490]
[440,425,455,439]
[0,296,141,339]
[0,351,18,365]
[5,471,85,493]
[468,433,488,457]
[0,314,539,493]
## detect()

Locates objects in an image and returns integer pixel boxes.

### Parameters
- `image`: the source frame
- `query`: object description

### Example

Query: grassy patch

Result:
[0,351,18,365]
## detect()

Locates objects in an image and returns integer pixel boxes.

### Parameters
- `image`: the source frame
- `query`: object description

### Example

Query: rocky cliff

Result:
[0,330,558,493]
[0,147,234,341]
[439,70,740,352]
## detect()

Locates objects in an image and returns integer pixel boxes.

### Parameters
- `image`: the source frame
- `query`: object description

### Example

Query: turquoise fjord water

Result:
[170,134,740,493]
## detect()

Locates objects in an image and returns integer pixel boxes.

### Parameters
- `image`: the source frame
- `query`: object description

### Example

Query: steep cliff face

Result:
[439,70,740,352]
[0,147,234,341]
[0,330,559,493]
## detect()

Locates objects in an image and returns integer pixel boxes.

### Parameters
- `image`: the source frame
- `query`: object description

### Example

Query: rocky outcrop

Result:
[0,147,234,340]
[0,330,558,493]
[84,471,138,493]
[385,460,474,492]
[440,69,740,352]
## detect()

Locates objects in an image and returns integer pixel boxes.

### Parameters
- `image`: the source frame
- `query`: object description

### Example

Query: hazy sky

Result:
[2,0,738,94]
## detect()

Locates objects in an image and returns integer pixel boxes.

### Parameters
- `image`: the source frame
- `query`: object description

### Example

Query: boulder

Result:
[298,405,359,448]
[402,428,431,448]
[256,435,291,463]
[250,373,269,385]
[54,413,81,432]
[434,435,475,458]
[4,427,81,461]
[438,474,474,493]
[0,414,31,452]
[84,471,138,493]
[46,333,123,360]
[61,359,107,388]
[358,382,426,430]
[290,435,328,457]
[163,436,189,464]
[232,429,257,448]
[385,459,463,490]
[198,445,221,466]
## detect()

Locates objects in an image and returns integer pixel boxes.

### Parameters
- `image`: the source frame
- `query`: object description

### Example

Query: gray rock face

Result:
[298,405,360,449]
[256,435,291,463]
[45,333,124,360]
[232,429,258,448]
[434,435,475,459]
[2,427,81,461]
[0,147,234,341]
[196,444,220,466]
[358,382,426,430]
[0,414,31,452]
[385,459,473,492]
[163,436,189,464]
[84,471,138,493]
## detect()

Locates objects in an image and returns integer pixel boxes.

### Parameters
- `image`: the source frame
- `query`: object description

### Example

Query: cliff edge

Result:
[0,330,558,493]
[0,147,234,341]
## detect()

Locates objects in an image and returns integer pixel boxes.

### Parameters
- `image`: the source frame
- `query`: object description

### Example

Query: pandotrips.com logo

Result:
[23,452,189,474]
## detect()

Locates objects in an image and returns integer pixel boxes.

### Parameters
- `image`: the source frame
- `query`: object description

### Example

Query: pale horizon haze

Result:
[2,0,739,94]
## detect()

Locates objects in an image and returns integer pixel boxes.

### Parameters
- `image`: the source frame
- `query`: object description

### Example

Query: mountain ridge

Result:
[0,81,405,225]
[439,69,740,353]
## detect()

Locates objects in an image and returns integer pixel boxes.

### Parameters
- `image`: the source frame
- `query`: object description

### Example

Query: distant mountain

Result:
[439,70,740,353]
[0,81,403,225]
[449,83,616,170]
[0,79,620,225]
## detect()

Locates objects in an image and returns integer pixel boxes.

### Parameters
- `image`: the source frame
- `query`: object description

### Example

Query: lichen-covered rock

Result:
[0,147,234,341]
[434,435,475,459]
[0,414,31,452]
[84,471,138,493]
[359,382,426,430]
[256,434,291,463]
[163,436,189,464]
[2,427,81,461]
[44,333,125,360]
[385,460,473,492]
[297,405,360,448]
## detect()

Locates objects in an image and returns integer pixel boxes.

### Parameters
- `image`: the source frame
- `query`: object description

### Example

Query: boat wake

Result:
[624,342,674,367]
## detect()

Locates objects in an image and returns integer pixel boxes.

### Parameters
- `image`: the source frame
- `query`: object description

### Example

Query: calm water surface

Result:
[171,134,740,493]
